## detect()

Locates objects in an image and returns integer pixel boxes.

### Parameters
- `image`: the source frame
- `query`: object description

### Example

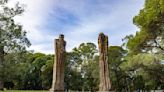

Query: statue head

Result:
[59,34,64,40]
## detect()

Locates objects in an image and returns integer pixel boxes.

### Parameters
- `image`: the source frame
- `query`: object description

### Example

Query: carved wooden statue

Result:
[50,34,66,92]
[98,33,112,91]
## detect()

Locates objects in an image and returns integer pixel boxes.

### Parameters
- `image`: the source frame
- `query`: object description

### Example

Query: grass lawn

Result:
[0,90,48,92]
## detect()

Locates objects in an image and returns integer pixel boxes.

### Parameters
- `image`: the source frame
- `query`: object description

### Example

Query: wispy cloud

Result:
[11,0,55,53]
[12,0,144,54]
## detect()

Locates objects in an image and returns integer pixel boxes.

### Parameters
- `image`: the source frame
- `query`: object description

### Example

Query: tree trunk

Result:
[98,33,112,91]
[50,34,66,92]
[0,45,4,90]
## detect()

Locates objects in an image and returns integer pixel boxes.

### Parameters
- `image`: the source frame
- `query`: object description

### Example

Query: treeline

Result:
[1,0,164,91]
[3,52,53,90]
[2,42,164,91]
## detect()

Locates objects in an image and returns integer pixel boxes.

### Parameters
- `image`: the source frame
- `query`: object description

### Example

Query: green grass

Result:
[0,90,48,92]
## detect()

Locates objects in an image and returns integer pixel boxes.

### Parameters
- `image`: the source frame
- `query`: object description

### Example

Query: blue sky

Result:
[12,0,144,54]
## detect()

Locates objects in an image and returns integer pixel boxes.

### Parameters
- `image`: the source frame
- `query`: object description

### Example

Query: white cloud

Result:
[62,0,144,51]
[9,0,55,54]
[11,0,144,54]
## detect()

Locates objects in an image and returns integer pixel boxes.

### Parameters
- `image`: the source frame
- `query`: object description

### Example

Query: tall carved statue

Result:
[50,34,66,92]
[98,33,112,91]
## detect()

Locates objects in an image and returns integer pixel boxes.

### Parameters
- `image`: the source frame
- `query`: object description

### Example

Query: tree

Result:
[3,52,29,89]
[73,43,98,91]
[122,0,164,90]
[121,53,164,90]
[21,53,53,90]
[81,55,99,91]
[126,0,164,55]
[0,0,30,89]
[3,52,54,90]
[64,43,98,91]
[73,43,98,63]
[64,52,83,91]
[108,46,128,91]
[41,55,54,89]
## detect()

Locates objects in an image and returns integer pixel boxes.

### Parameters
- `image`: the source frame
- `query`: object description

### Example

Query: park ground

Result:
[0,90,48,92]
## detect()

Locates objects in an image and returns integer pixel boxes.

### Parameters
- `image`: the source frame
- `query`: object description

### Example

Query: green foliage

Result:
[108,46,128,91]
[126,0,164,54]
[0,0,30,89]
[123,1,164,90]
[121,53,164,90]
[72,42,98,63]
[0,0,31,52]
[65,42,98,91]
[3,52,54,90]
[41,59,53,89]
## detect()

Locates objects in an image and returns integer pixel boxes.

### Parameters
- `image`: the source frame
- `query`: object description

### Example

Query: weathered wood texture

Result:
[50,34,66,92]
[98,33,112,91]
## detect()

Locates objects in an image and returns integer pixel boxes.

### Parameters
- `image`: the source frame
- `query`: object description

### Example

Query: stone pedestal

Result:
[98,33,112,91]
[50,34,66,92]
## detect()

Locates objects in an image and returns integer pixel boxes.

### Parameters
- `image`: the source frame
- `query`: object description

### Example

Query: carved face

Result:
[98,33,108,54]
